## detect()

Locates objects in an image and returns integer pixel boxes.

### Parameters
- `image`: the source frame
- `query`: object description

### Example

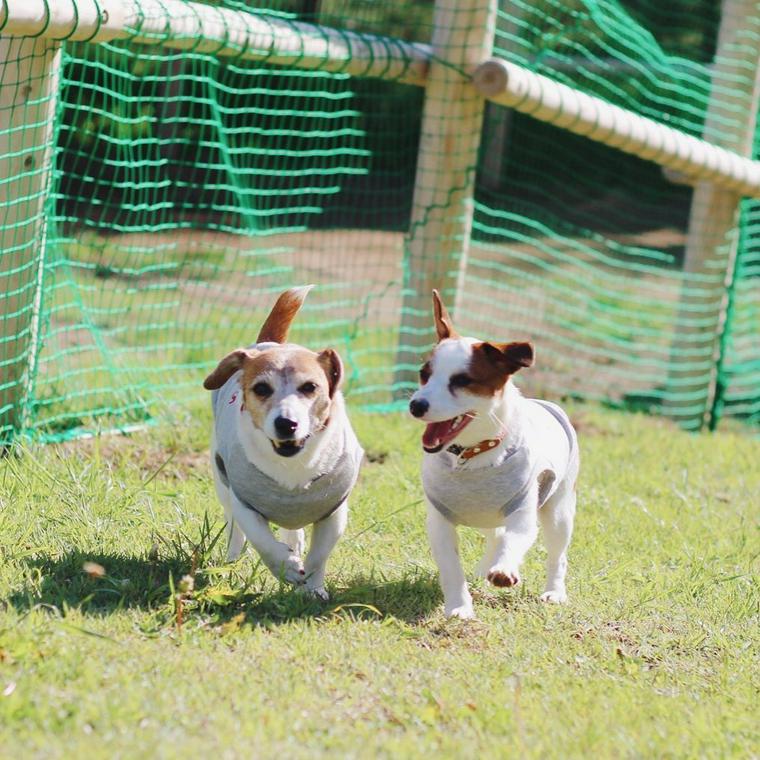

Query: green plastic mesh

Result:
[0,0,758,444]
[715,193,760,428]
[462,0,758,430]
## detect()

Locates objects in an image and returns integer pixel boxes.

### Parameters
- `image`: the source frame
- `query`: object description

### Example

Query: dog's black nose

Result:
[409,398,429,418]
[274,416,298,437]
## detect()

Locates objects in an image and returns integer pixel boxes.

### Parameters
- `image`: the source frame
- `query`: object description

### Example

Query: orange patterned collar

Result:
[447,432,506,461]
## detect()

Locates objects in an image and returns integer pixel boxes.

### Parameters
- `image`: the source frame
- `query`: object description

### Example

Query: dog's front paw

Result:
[273,554,306,585]
[445,602,476,620]
[301,584,330,602]
[486,565,521,588]
[540,589,567,604]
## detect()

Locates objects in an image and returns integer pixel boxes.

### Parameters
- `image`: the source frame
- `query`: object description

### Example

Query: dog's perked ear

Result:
[317,348,343,398]
[257,285,314,344]
[203,349,256,390]
[432,289,458,342]
[479,341,535,374]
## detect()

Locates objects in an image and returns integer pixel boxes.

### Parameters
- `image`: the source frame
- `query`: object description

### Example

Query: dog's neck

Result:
[236,394,347,489]
[445,381,527,467]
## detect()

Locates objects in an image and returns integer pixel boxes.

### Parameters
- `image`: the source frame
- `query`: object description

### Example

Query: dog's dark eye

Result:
[449,373,472,389]
[419,364,431,384]
[252,382,273,398]
[298,381,317,395]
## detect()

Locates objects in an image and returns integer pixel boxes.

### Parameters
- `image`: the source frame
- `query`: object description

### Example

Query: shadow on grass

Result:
[6,550,190,616]
[6,550,441,626]
[246,573,442,625]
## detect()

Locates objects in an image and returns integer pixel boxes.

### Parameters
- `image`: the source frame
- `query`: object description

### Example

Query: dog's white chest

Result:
[422,447,538,528]
[211,376,362,529]
[422,399,577,529]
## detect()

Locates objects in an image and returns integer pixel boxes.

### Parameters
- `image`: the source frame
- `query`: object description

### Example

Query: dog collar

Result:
[447,432,506,461]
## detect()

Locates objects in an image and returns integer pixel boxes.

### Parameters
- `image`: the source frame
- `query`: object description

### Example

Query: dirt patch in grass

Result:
[57,433,210,482]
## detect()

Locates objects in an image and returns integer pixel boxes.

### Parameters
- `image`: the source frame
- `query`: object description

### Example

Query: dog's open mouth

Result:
[271,437,309,457]
[422,414,474,453]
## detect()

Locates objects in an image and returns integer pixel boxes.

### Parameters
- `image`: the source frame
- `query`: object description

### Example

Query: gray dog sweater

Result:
[212,373,363,530]
[422,399,578,529]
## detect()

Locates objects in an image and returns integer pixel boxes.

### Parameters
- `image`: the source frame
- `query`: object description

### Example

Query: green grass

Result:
[0,403,758,758]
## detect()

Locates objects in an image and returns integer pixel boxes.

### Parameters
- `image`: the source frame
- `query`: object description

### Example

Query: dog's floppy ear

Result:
[203,349,255,390]
[479,341,534,374]
[432,289,458,342]
[257,285,313,344]
[317,348,343,398]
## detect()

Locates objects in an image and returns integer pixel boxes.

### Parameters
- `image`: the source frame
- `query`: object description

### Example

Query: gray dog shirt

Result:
[212,374,363,530]
[422,399,578,529]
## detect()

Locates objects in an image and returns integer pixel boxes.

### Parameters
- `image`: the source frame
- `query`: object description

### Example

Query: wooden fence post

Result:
[666,0,760,429]
[393,0,497,394]
[0,36,61,439]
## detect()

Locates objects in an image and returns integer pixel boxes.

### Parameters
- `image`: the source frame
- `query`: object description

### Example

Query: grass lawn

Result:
[0,402,758,757]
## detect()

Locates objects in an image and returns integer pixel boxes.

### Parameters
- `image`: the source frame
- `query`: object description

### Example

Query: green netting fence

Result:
[1,0,759,445]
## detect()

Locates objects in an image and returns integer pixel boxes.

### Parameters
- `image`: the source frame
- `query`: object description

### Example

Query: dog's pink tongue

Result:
[422,421,451,449]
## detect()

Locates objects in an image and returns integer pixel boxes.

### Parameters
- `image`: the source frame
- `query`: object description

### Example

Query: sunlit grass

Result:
[1,404,758,756]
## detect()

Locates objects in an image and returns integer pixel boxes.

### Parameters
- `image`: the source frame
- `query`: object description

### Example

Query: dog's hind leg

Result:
[279,528,305,558]
[538,483,575,603]
[226,518,247,563]
[212,454,246,562]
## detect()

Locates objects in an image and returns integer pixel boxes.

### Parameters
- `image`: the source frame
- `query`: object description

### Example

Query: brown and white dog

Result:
[409,290,579,619]
[203,286,363,599]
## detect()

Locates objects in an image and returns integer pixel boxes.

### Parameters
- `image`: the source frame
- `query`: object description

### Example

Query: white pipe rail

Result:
[2,0,760,198]
[0,0,125,41]
[472,57,760,198]
[0,0,431,86]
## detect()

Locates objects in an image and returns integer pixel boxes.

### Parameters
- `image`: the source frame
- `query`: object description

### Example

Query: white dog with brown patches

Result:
[203,286,363,600]
[409,290,579,619]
